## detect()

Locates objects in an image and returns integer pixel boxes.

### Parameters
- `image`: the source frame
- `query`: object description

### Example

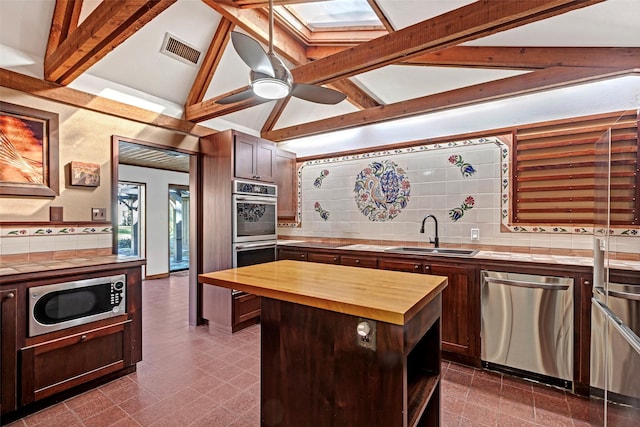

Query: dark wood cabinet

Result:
[430,264,479,362]
[233,293,261,327]
[20,321,130,405]
[308,252,340,264]
[234,132,275,182]
[341,255,378,269]
[274,148,297,221]
[278,247,308,261]
[1,288,18,415]
[379,257,427,274]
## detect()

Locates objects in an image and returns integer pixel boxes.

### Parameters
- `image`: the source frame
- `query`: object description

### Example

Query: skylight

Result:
[279,0,382,31]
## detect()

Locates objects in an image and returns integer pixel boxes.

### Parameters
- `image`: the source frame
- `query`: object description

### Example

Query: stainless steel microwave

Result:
[28,274,126,337]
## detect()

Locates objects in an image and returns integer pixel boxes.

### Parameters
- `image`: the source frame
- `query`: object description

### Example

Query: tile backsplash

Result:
[278,137,639,255]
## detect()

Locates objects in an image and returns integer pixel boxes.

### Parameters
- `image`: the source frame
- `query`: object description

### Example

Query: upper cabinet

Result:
[234,132,275,183]
[274,148,297,221]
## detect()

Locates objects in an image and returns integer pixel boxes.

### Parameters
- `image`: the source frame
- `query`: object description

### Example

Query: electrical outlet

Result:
[471,228,480,241]
[92,208,106,221]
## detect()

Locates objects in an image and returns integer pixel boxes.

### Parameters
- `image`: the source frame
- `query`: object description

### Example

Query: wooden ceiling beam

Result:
[45,0,176,85]
[262,67,635,142]
[291,0,605,85]
[46,0,83,59]
[261,98,290,132]
[400,46,640,70]
[185,18,235,106]
[326,80,380,110]
[188,0,604,122]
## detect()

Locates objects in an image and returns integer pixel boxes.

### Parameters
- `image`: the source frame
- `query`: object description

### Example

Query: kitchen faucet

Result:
[420,214,439,248]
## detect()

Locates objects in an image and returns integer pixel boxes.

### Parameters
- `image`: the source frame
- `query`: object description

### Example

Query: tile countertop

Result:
[0,255,146,279]
[277,241,640,272]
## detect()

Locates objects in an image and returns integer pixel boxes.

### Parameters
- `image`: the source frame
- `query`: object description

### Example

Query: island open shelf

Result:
[199,260,447,427]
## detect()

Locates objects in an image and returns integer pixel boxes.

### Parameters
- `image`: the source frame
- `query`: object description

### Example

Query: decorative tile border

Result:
[1,226,113,237]
[278,136,639,236]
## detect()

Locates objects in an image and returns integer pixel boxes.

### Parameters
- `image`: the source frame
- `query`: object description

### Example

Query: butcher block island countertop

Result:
[198,259,447,325]
[199,260,448,427]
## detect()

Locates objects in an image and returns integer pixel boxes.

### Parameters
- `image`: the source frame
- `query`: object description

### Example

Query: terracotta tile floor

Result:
[6,273,639,427]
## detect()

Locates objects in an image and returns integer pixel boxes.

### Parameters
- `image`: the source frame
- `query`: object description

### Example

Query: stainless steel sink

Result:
[384,247,477,257]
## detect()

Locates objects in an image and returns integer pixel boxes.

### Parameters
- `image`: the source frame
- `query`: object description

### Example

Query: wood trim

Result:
[264,67,633,142]
[1,68,214,137]
[261,98,290,133]
[185,18,234,106]
[326,79,380,110]
[400,46,640,70]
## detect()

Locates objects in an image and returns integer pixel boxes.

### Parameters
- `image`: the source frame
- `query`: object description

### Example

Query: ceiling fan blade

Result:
[216,88,255,105]
[230,31,274,77]
[290,84,347,105]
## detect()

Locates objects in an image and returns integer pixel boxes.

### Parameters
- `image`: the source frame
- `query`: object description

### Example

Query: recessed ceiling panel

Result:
[351,65,528,105]
[283,0,382,30]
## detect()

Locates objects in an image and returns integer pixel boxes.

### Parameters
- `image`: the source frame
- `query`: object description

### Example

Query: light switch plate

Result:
[471,228,480,241]
[92,208,106,221]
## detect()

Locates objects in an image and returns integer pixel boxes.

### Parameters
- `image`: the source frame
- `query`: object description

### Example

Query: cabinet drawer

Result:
[21,322,128,404]
[341,255,378,269]
[308,253,340,264]
[278,249,307,261]
[379,258,425,273]
[234,293,261,324]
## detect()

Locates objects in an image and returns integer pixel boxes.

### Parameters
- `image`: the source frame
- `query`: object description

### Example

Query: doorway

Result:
[117,182,146,265]
[169,185,190,272]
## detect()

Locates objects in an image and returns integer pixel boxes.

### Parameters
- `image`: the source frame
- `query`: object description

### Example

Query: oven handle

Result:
[234,195,277,204]
[592,297,640,356]
[235,242,277,250]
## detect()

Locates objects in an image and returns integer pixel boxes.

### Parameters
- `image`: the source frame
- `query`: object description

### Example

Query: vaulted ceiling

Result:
[1,0,639,152]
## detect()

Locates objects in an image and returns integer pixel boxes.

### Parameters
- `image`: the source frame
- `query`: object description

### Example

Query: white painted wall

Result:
[119,164,189,277]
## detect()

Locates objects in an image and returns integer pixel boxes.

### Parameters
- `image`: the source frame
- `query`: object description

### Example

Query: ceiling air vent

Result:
[160,33,201,66]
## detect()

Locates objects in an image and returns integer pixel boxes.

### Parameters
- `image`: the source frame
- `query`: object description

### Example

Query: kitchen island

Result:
[199,260,448,427]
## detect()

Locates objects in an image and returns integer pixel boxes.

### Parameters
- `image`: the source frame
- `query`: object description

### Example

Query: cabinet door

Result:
[278,248,308,261]
[234,134,257,180]
[255,141,275,182]
[233,293,261,325]
[430,264,478,358]
[234,134,275,182]
[20,322,129,405]
[308,252,340,264]
[274,148,297,220]
[1,289,17,414]
[379,258,425,274]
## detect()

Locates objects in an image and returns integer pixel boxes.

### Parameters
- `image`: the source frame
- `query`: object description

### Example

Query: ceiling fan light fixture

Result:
[252,77,291,100]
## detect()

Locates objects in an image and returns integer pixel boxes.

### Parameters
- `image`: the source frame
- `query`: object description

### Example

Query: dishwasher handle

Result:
[592,297,640,357]
[594,286,640,301]
[484,277,570,291]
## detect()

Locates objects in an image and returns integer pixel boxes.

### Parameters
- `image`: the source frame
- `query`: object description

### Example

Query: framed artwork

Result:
[69,161,100,187]
[0,102,59,197]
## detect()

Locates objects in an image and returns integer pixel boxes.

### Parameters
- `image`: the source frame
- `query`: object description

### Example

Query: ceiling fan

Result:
[216,0,347,105]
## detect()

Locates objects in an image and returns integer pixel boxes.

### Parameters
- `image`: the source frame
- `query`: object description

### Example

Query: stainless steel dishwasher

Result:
[481,270,574,388]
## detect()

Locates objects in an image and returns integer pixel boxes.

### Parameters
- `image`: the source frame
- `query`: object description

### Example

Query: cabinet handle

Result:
[424,265,430,271]
[333,257,338,262]
[355,259,360,263]
[584,280,591,286]
[80,335,87,342]
[5,292,15,299]
[414,265,420,270]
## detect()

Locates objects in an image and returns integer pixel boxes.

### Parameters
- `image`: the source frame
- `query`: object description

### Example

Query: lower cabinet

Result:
[1,288,18,415]
[20,321,130,405]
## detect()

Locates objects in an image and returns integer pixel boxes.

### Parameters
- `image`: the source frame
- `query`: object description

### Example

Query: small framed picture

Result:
[69,161,100,187]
